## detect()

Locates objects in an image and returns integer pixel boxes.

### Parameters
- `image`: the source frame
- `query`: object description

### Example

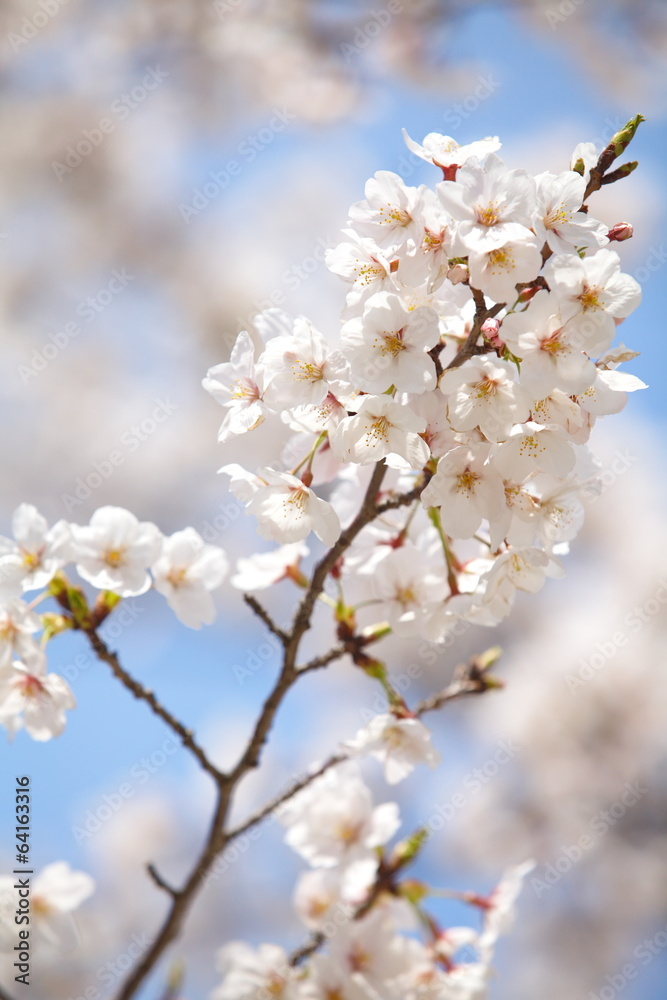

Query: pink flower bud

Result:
[517,284,541,303]
[607,222,634,243]
[447,262,468,285]
[481,318,505,351]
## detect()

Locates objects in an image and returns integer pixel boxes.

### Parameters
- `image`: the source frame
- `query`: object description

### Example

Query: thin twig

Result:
[243,594,288,643]
[297,645,346,674]
[84,630,225,783]
[227,752,347,843]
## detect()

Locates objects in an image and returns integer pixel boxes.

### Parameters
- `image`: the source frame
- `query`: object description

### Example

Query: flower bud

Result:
[447,262,468,285]
[481,318,504,351]
[607,222,634,242]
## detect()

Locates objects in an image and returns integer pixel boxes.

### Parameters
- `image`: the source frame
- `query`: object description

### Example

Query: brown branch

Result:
[298,644,347,674]
[147,863,178,898]
[243,594,288,643]
[110,460,422,1000]
[84,629,225,783]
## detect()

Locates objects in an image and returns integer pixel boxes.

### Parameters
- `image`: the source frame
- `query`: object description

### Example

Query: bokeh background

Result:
[0,1,666,998]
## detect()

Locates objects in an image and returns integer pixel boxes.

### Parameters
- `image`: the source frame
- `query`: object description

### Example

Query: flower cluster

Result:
[0,503,228,740]
[205,125,644,643]
[0,120,646,999]
[214,760,534,1000]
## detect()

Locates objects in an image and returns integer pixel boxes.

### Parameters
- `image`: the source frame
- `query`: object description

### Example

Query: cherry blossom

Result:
[278,763,400,868]
[339,292,439,394]
[421,446,505,539]
[440,356,531,442]
[544,249,641,354]
[345,713,441,784]
[203,330,270,443]
[402,130,501,172]
[0,504,72,597]
[438,154,535,253]
[0,654,75,741]
[241,469,341,547]
[71,506,162,597]
[0,861,94,949]
[0,598,42,673]
[151,528,228,628]
[532,171,608,255]
[330,395,430,468]
[348,170,421,248]
[231,541,308,592]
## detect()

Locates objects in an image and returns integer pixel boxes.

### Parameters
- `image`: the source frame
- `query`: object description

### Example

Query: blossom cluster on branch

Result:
[0,116,646,1000]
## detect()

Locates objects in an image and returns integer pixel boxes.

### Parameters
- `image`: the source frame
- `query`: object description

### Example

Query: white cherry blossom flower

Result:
[438,154,535,253]
[532,171,607,254]
[244,470,341,547]
[544,249,641,354]
[212,942,300,1000]
[293,861,374,932]
[0,861,94,949]
[0,599,42,674]
[440,356,531,442]
[0,504,72,597]
[231,541,308,592]
[151,528,228,628]
[398,186,454,290]
[340,292,439,394]
[345,713,441,784]
[261,316,348,409]
[421,445,505,539]
[575,368,647,416]
[369,543,448,637]
[278,762,400,868]
[326,231,400,309]
[71,506,162,597]
[501,290,597,397]
[0,654,75,741]
[402,130,501,172]
[481,548,564,621]
[328,909,415,998]
[468,232,542,303]
[492,423,576,480]
[348,170,421,248]
[330,395,430,468]
[203,330,271,443]
[478,860,535,954]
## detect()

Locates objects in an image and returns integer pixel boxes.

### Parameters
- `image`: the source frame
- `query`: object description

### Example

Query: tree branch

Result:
[84,629,225,783]
[243,594,288,643]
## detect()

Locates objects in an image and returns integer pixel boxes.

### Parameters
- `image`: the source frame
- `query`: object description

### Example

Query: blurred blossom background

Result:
[1,0,666,997]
